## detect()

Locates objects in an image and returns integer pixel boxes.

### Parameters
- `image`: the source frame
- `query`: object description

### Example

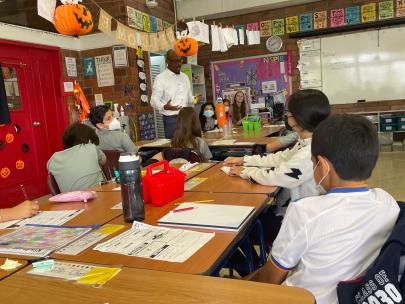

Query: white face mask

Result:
[108,118,121,131]
[314,160,330,195]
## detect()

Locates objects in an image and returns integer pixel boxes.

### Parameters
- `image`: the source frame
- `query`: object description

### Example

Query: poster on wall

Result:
[65,57,77,77]
[95,55,115,87]
[112,45,128,68]
[211,53,292,111]
[83,57,95,77]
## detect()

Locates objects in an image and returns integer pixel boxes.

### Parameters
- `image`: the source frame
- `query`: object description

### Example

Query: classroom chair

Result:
[101,150,121,180]
[47,172,61,195]
[162,147,203,163]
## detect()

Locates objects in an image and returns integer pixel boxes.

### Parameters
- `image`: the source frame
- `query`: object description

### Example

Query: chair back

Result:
[101,150,122,180]
[162,147,203,163]
[47,173,61,195]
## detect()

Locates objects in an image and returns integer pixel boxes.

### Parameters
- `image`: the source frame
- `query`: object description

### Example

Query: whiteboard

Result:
[299,26,405,104]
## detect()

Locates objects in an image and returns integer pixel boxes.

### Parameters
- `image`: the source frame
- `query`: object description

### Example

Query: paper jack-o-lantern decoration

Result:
[0,167,10,179]
[15,160,25,170]
[174,36,198,57]
[54,3,93,36]
[73,82,90,122]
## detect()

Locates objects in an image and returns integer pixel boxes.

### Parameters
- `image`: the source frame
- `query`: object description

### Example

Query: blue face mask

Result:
[203,110,214,118]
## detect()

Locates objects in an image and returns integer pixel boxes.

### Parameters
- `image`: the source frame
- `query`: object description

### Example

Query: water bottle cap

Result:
[119,153,139,163]
[216,97,223,103]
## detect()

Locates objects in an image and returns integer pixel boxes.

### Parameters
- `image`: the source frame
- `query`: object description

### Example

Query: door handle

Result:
[33,121,41,126]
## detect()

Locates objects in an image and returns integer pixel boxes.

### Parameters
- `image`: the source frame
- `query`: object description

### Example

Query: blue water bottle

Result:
[119,153,145,222]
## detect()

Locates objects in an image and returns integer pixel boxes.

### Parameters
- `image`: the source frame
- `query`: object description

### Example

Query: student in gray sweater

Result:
[89,105,137,153]
[47,123,106,192]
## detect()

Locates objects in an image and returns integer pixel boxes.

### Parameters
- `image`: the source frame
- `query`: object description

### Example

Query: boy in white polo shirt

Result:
[248,114,400,304]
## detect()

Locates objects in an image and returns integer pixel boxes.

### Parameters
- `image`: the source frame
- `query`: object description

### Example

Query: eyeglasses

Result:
[283,112,293,118]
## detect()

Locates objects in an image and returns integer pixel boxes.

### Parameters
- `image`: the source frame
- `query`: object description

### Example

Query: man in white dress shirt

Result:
[150,50,194,139]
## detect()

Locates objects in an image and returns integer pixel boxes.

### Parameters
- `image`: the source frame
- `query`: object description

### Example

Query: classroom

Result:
[0,0,405,303]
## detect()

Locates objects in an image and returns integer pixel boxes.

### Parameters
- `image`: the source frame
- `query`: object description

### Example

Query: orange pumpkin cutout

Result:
[0,167,10,179]
[174,37,198,57]
[5,133,14,144]
[54,4,93,36]
[15,160,24,170]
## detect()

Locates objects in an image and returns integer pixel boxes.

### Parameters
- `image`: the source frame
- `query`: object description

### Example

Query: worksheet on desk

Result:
[0,210,84,229]
[94,222,215,263]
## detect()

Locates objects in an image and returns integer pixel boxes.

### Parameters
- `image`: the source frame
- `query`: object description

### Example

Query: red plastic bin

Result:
[142,160,186,206]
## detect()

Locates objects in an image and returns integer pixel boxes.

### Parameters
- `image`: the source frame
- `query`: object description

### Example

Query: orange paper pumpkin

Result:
[54,4,93,36]
[15,160,25,170]
[0,167,10,179]
[174,37,198,57]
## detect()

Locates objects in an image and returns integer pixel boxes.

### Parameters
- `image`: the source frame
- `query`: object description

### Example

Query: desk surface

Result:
[0,264,315,304]
[0,258,27,280]
[52,192,269,275]
[185,164,277,195]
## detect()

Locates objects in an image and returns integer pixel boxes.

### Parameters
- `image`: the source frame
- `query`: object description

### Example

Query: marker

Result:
[174,200,214,206]
[173,207,194,213]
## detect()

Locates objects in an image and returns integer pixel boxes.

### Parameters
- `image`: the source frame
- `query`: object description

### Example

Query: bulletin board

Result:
[211,53,292,107]
[138,112,156,140]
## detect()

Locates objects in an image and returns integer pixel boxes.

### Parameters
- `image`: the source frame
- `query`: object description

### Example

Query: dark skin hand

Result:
[164,50,183,111]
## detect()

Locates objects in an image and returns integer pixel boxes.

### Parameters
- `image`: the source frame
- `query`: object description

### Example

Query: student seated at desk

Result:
[224,89,330,204]
[47,123,106,192]
[223,98,231,121]
[232,90,247,126]
[89,105,137,153]
[266,130,299,153]
[172,107,212,161]
[248,114,400,304]
[199,102,217,132]
[0,200,39,223]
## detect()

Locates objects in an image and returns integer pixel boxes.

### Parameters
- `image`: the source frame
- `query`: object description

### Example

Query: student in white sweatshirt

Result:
[224,89,331,203]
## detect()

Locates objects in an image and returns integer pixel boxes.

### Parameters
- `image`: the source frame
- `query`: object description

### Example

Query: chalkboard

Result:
[298,26,405,104]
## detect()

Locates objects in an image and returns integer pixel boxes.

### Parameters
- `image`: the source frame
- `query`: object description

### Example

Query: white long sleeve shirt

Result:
[150,68,194,116]
[241,137,318,202]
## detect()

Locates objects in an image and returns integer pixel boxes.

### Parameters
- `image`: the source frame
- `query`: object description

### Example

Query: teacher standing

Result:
[151,50,193,139]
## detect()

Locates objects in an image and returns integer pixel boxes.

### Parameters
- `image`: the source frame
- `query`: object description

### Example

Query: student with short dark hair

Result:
[249,114,400,304]
[224,89,331,203]
[89,105,137,153]
[172,107,212,161]
[47,123,106,192]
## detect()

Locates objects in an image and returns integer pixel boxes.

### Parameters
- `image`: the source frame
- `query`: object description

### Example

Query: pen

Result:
[174,200,214,206]
[20,184,28,200]
[173,207,194,213]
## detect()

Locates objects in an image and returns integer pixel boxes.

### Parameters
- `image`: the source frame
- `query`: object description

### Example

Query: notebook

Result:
[157,203,256,231]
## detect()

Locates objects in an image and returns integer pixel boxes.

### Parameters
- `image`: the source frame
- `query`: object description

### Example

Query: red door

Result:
[0,40,68,207]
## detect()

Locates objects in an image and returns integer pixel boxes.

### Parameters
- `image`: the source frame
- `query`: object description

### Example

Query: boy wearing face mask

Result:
[248,114,399,304]
[89,105,137,153]
[199,102,218,132]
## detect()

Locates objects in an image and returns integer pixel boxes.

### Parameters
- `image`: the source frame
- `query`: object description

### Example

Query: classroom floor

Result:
[368,152,405,202]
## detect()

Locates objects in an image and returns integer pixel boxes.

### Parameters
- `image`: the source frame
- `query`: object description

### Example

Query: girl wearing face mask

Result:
[232,91,247,126]
[199,102,218,132]
[89,105,137,153]
[224,89,331,208]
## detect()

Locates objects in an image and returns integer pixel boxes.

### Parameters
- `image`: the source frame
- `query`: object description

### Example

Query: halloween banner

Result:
[361,3,377,23]
[98,9,112,35]
[345,6,360,25]
[314,11,327,29]
[285,16,299,33]
[379,1,394,19]
[299,13,313,31]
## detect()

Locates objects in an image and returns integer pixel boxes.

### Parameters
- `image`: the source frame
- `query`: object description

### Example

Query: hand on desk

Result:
[223,156,244,166]
[0,200,39,222]
[163,100,181,111]
[229,166,244,176]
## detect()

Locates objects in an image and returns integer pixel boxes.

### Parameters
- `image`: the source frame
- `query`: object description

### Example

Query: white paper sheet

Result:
[37,0,56,23]
[184,177,208,191]
[27,261,95,280]
[246,30,260,45]
[187,21,210,44]
[238,28,245,45]
[141,139,171,147]
[211,25,221,51]
[94,222,214,263]
[0,210,84,230]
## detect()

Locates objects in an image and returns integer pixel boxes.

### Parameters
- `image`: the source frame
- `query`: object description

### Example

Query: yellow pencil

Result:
[174,200,214,206]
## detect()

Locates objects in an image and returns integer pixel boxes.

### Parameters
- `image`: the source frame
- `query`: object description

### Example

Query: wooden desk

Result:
[52,192,269,275]
[0,264,315,304]
[185,164,277,195]
[90,163,218,192]
[0,258,27,280]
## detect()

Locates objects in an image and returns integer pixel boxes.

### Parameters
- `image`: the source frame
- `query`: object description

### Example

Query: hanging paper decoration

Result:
[397,0,405,17]
[299,13,313,31]
[314,11,327,29]
[54,2,93,36]
[379,1,394,19]
[286,16,299,33]
[259,20,272,37]
[345,6,360,25]
[361,3,377,23]
[174,35,198,57]
[136,47,149,107]
[73,82,90,122]
[271,19,285,36]
[331,9,345,27]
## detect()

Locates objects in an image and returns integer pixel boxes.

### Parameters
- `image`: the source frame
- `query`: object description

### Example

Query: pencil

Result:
[174,200,214,206]
[20,184,28,200]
